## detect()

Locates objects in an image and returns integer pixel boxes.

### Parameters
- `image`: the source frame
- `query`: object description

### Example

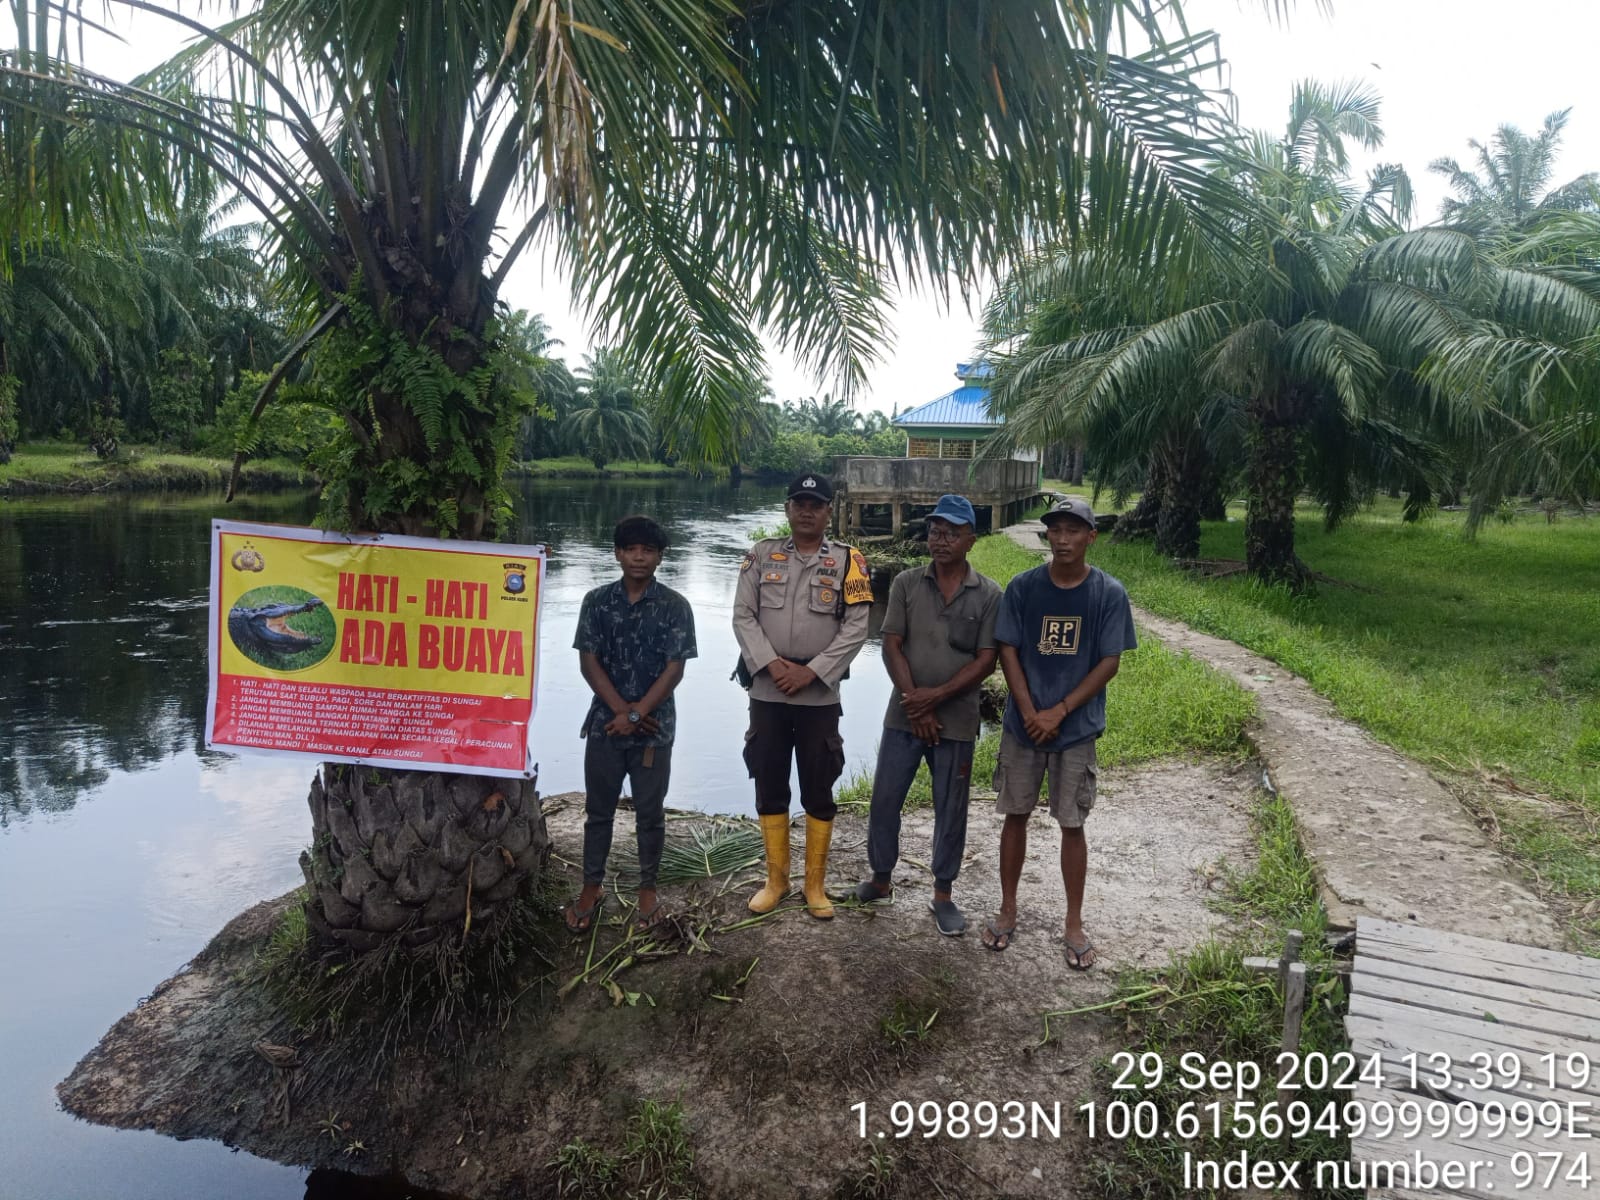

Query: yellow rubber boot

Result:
[803,816,835,919]
[748,813,792,914]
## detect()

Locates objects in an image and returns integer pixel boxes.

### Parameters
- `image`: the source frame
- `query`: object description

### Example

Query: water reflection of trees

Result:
[0,494,315,824]
[509,477,785,549]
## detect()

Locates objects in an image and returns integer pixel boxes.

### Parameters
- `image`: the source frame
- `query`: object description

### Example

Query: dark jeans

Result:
[867,727,974,892]
[583,735,672,889]
[744,699,845,820]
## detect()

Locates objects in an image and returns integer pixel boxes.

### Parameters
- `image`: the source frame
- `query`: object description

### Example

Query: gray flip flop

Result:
[1063,936,1096,970]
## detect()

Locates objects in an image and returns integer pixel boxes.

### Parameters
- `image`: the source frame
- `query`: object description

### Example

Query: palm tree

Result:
[1430,111,1599,234]
[791,393,861,437]
[984,82,1445,587]
[0,238,147,441]
[1408,212,1600,524]
[567,349,653,468]
[2,0,1260,958]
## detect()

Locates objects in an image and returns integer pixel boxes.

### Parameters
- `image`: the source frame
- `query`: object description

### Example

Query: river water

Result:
[0,478,895,1200]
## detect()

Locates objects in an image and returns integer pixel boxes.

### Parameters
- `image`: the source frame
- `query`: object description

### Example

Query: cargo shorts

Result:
[993,730,1098,829]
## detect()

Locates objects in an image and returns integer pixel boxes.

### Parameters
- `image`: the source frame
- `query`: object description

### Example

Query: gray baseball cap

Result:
[1041,496,1098,529]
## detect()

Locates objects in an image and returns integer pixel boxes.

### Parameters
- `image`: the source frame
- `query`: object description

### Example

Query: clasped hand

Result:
[767,658,819,695]
[1022,702,1067,744]
[901,686,945,744]
[604,710,659,737]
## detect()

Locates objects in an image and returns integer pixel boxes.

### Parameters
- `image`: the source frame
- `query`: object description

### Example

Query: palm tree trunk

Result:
[1245,395,1309,591]
[1112,448,1168,542]
[300,764,550,954]
[1155,432,1205,559]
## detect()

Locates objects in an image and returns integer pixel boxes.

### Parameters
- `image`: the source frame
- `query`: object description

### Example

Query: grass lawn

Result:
[0,442,308,494]
[1083,498,1600,944]
[836,532,1257,809]
[1087,500,1599,804]
[514,456,694,478]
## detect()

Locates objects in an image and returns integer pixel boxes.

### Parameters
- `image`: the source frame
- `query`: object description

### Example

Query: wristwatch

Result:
[627,710,641,725]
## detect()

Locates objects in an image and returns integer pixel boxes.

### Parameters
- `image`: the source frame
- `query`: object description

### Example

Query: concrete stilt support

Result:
[891,503,903,536]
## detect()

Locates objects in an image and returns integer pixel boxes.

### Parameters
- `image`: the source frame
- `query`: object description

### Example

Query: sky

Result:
[43,0,1600,418]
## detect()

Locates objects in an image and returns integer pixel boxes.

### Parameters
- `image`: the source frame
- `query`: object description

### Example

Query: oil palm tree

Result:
[2,0,1263,957]
[794,393,861,437]
[989,85,1600,587]
[1430,110,1599,234]
[567,349,653,468]
[983,82,1442,587]
[1406,213,1600,524]
[0,237,149,439]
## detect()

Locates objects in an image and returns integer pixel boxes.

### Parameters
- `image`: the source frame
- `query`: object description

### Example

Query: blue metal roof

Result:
[893,384,1001,429]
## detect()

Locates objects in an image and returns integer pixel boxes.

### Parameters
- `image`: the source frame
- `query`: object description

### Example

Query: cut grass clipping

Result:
[1061,789,1355,1200]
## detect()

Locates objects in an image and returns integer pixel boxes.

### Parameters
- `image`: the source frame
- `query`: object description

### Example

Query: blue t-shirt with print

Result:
[994,564,1138,751]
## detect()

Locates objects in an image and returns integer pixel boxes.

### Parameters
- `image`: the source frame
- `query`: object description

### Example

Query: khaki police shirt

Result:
[732,535,870,706]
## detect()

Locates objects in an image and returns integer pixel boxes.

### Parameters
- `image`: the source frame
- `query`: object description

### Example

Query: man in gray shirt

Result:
[853,494,1000,935]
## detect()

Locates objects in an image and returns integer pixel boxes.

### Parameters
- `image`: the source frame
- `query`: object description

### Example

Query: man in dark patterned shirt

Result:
[566,515,697,933]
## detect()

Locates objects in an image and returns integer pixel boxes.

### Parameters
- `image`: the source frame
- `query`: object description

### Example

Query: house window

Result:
[942,439,976,459]
[907,437,940,458]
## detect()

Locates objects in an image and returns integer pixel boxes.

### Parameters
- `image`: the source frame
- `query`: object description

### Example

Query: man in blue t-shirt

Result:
[983,497,1137,969]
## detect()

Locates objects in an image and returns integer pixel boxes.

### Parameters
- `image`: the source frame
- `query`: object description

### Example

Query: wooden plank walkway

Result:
[1349,917,1599,1198]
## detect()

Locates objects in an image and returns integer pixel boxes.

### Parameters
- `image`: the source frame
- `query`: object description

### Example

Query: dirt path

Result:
[60,760,1260,1199]
[1003,521,1561,948]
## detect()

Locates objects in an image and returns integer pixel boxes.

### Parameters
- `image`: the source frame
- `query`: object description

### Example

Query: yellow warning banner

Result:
[206,520,544,777]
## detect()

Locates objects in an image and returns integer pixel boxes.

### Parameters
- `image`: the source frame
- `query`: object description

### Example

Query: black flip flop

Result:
[982,918,1016,951]
[1063,937,1097,970]
[563,893,604,936]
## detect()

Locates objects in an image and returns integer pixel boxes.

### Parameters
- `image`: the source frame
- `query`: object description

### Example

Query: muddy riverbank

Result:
[60,760,1260,1199]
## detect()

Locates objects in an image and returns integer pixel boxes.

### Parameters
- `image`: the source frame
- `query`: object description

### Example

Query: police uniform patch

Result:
[763,571,785,582]
[819,588,834,604]
[822,557,837,568]
[740,554,754,572]
[768,551,789,561]
[841,547,873,605]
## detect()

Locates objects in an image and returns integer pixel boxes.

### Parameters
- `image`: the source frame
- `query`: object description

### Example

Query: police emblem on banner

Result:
[230,544,266,573]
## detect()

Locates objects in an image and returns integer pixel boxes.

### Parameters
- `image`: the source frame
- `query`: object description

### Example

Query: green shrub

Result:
[820,431,869,458]
[0,374,18,464]
[865,427,904,457]
[205,370,334,464]
[146,349,208,449]
[753,430,823,478]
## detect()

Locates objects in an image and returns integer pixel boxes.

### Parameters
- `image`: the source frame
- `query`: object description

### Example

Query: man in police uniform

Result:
[733,472,871,918]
